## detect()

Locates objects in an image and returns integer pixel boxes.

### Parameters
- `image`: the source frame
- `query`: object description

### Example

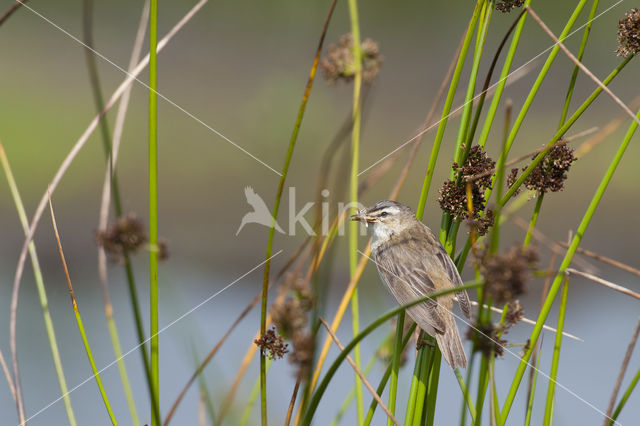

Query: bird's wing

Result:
[374,239,447,334]
[432,242,472,320]
[244,186,267,211]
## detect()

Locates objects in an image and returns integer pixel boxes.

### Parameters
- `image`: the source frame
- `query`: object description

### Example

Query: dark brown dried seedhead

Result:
[320,33,383,85]
[481,246,538,305]
[466,320,506,358]
[523,144,576,193]
[616,8,640,57]
[254,327,289,360]
[496,0,525,13]
[505,299,524,328]
[439,145,495,235]
[270,273,316,377]
[96,214,147,262]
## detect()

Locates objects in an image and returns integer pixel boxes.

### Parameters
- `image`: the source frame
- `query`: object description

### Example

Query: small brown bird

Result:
[352,200,471,369]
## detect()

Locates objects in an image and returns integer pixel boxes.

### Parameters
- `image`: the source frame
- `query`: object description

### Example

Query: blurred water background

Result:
[0,0,639,424]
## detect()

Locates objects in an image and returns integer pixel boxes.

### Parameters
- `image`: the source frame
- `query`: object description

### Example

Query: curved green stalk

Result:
[608,367,640,425]
[416,0,485,219]
[543,278,570,425]
[148,0,160,424]
[523,194,543,247]
[0,145,78,426]
[347,0,365,421]
[302,281,483,424]
[500,101,640,422]
[411,344,432,426]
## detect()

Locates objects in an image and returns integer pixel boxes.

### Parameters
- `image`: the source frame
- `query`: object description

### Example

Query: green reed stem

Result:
[405,347,425,426]
[543,278,569,425]
[242,359,271,426]
[424,348,442,426]
[303,282,483,425]
[558,0,600,127]
[608,366,640,425]
[148,0,160,424]
[452,0,493,169]
[455,367,477,423]
[500,101,640,423]
[523,194,543,247]
[416,0,485,219]
[388,312,405,425]
[0,145,78,426]
[524,341,543,426]
[49,200,117,425]
[412,342,433,426]
[477,0,530,148]
[347,0,365,421]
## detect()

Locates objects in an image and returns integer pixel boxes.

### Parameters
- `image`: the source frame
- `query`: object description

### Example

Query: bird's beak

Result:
[351,211,376,227]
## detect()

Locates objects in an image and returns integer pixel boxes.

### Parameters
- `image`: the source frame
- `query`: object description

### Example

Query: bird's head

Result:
[351,200,417,236]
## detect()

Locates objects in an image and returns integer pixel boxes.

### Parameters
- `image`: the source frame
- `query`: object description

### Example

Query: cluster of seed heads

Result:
[438,145,496,235]
[254,327,289,360]
[481,245,539,306]
[496,0,525,13]
[616,8,640,57]
[96,214,169,263]
[320,33,383,85]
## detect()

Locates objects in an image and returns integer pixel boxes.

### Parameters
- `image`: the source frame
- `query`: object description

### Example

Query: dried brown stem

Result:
[566,268,640,300]
[284,372,303,426]
[0,347,16,402]
[558,243,640,278]
[604,317,640,424]
[319,318,399,426]
[0,0,28,27]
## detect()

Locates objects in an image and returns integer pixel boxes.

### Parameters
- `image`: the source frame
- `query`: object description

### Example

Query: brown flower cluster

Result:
[481,246,538,305]
[254,327,289,360]
[96,214,147,262]
[320,33,383,85]
[466,320,507,358]
[616,8,640,57]
[438,145,495,235]
[504,299,524,328]
[496,0,525,13]
[522,144,577,193]
[270,273,315,376]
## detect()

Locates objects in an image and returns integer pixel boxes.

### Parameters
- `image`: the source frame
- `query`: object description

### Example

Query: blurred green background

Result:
[0,0,639,424]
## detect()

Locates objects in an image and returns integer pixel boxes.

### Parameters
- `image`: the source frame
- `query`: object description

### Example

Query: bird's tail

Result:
[434,311,467,369]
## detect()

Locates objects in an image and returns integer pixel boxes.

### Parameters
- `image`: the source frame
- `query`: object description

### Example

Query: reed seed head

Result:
[254,327,289,360]
[481,246,538,305]
[616,8,640,57]
[96,214,147,262]
[320,33,383,85]
[524,144,576,193]
[496,0,525,13]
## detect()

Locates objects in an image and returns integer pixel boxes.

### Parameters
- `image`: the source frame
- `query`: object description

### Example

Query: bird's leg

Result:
[415,328,435,350]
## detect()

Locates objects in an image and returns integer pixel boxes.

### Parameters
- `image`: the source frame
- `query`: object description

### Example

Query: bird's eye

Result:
[379,212,388,218]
